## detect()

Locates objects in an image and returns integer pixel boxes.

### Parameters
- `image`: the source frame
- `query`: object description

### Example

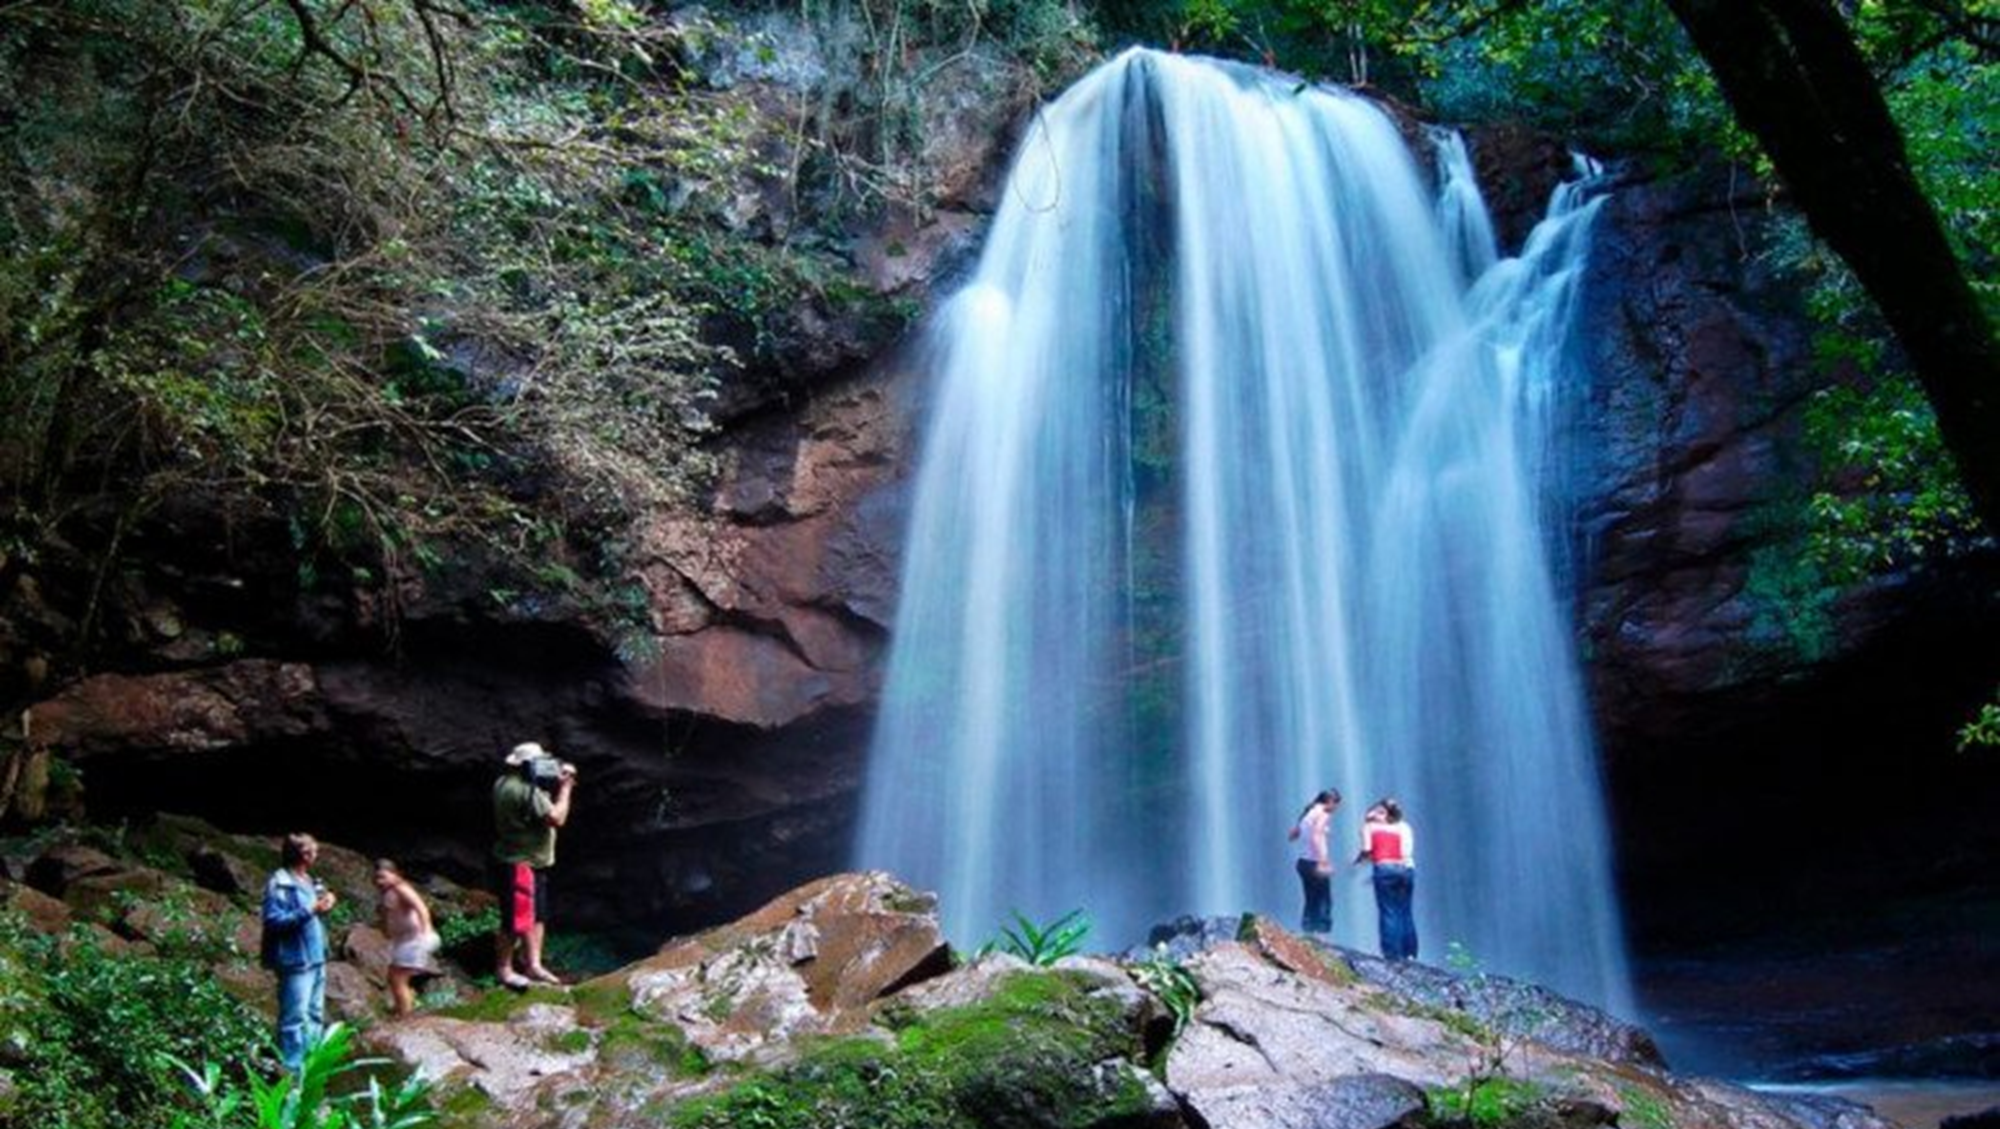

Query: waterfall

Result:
[857,47,1630,1011]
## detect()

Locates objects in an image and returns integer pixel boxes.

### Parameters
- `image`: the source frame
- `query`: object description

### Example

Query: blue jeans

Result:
[1372,866,1417,960]
[1296,859,1332,933]
[276,963,327,1070]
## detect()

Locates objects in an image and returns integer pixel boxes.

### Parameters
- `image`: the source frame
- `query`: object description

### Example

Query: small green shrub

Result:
[1960,690,2000,751]
[986,909,1092,966]
[1435,943,1552,1118]
[433,906,498,951]
[1129,944,1200,1039]
[0,913,267,1129]
[1615,1082,1676,1129]
[1427,1077,1545,1127]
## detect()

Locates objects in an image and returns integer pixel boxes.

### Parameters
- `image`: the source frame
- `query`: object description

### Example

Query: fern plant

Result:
[989,909,1092,966]
[168,1023,435,1129]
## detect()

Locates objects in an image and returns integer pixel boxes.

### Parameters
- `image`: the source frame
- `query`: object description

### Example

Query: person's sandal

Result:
[498,973,533,991]
[526,966,565,986]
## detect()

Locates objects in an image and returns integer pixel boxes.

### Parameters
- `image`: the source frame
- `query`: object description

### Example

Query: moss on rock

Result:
[666,969,1160,1129]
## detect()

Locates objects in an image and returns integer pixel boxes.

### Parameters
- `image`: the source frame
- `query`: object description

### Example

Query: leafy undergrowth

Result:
[666,970,1154,1129]
[0,911,268,1129]
[1427,1078,1549,1128]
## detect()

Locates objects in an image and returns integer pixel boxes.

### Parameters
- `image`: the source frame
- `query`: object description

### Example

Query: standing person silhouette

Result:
[493,742,576,989]
[1356,798,1417,960]
[261,832,335,1070]
[374,858,439,1016]
[1287,788,1341,933]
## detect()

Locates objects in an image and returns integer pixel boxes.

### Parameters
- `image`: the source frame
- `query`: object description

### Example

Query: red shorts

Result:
[491,861,547,935]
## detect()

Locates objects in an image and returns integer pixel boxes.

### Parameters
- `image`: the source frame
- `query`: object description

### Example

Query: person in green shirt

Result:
[493,741,576,989]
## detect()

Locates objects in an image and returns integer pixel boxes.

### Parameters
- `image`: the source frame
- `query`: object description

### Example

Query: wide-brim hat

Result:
[505,741,547,766]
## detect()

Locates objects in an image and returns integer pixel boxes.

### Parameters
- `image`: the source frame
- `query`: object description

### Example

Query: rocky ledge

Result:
[335,871,1899,1129]
[0,823,1910,1129]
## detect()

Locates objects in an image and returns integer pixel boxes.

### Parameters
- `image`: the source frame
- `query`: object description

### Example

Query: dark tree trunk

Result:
[1663,0,2000,532]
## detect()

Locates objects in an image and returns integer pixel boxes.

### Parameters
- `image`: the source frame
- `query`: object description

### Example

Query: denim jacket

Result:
[260,868,327,971]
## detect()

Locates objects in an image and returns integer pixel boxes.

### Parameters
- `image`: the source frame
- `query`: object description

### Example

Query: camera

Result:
[525,756,572,791]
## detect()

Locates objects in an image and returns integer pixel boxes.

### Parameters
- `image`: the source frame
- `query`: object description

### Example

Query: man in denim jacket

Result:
[261,832,337,1070]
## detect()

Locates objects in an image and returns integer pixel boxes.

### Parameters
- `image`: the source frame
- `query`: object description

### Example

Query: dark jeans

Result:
[1296,858,1332,933]
[1372,865,1417,960]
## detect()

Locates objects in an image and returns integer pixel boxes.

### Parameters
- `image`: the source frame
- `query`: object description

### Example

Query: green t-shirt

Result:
[493,774,557,867]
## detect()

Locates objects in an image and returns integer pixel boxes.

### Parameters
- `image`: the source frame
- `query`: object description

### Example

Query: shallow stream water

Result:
[1638,889,2000,1127]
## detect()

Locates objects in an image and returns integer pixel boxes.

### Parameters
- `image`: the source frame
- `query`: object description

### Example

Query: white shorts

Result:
[389,932,441,972]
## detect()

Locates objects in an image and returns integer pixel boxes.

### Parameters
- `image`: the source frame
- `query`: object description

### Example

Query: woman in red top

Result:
[1356,799,1417,961]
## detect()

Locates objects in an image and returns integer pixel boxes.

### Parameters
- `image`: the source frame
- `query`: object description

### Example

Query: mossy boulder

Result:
[668,967,1180,1129]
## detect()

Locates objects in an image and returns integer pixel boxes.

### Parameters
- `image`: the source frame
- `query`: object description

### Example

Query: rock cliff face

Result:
[5,52,1995,942]
[1567,164,2000,935]
[0,4,1012,931]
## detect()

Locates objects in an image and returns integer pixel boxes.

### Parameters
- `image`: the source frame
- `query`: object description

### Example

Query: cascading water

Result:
[857,47,1630,1011]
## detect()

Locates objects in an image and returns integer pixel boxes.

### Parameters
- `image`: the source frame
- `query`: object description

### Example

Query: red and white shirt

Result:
[1362,818,1415,867]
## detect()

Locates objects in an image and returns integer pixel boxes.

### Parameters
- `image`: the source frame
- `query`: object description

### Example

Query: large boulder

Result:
[618,870,950,1061]
[1165,941,1480,1096]
[1178,1074,1427,1129]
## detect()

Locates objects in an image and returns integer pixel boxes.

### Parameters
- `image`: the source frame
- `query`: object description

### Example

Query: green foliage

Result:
[1416,0,1742,156]
[1958,690,2000,752]
[987,908,1092,966]
[0,913,268,1129]
[0,0,769,643]
[1129,943,1201,1039]
[1756,24,1994,587]
[1615,1082,1677,1129]
[1427,1077,1546,1127]
[109,886,248,965]
[1092,0,1737,156]
[432,905,499,951]
[169,1023,437,1129]
[1742,533,1841,666]
[1436,943,1550,1104]
[1800,377,1977,584]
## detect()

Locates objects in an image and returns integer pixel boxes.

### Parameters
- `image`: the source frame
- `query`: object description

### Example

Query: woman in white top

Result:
[1287,788,1341,933]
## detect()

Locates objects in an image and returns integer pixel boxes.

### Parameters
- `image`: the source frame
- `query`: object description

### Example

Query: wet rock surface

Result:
[1344,951,1665,1069]
[1177,1073,1427,1129]
[1141,914,1664,1071]
[342,889,1913,1129]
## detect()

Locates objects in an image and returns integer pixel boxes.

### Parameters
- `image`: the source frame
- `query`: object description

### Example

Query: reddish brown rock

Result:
[23,842,121,897]
[1243,914,1358,987]
[344,923,395,984]
[28,661,326,756]
[325,960,379,1022]
[0,878,72,934]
